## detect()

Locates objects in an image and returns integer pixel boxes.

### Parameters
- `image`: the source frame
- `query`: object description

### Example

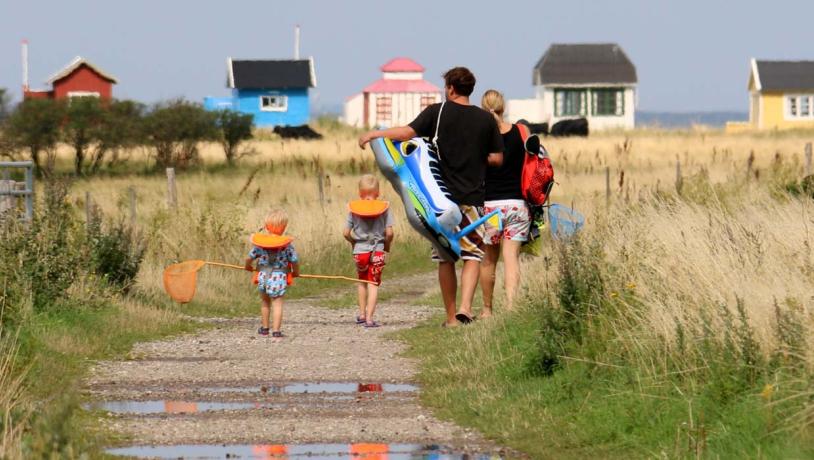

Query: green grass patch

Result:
[401,309,814,458]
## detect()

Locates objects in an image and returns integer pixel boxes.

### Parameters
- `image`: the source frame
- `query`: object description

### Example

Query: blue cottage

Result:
[204,57,317,127]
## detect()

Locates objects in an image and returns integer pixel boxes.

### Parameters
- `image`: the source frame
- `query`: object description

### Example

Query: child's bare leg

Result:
[365,283,379,323]
[357,284,367,319]
[260,293,271,329]
[271,296,284,332]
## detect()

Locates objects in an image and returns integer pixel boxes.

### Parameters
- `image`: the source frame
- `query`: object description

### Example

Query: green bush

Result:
[215,109,254,165]
[87,212,145,291]
[4,99,65,176]
[143,99,218,169]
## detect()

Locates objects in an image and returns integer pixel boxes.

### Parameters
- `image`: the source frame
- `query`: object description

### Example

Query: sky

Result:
[1,0,813,113]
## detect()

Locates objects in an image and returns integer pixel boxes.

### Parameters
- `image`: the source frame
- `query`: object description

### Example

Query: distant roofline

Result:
[46,56,118,84]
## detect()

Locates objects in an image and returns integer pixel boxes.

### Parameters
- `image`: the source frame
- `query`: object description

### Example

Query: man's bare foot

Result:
[442,319,461,328]
[479,308,493,319]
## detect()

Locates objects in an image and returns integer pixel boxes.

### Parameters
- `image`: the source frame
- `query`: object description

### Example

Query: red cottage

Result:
[24,56,118,100]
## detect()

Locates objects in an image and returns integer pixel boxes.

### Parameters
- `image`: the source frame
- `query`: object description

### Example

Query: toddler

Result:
[343,174,394,328]
[245,209,299,339]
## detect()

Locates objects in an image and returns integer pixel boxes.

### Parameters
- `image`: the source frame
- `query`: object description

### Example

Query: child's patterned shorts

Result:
[257,270,288,298]
[353,251,386,285]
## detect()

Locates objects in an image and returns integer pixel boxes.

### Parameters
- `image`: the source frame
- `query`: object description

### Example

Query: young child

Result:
[343,174,394,328]
[245,209,299,339]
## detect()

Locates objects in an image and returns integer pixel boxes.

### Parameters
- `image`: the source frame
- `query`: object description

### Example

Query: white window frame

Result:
[785,94,814,120]
[259,94,288,112]
[67,91,100,98]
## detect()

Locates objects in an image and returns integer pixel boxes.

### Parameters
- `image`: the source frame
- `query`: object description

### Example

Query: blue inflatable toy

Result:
[370,137,502,262]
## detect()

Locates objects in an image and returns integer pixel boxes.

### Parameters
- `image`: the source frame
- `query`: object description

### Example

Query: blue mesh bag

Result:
[548,204,584,240]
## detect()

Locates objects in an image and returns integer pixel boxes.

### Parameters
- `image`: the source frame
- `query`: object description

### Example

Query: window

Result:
[420,95,436,110]
[260,94,287,112]
[376,96,392,123]
[67,91,100,98]
[592,89,624,116]
[786,95,814,119]
[555,90,585,116]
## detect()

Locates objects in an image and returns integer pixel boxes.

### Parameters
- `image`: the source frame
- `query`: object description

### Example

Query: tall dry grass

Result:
[0,334,28,460]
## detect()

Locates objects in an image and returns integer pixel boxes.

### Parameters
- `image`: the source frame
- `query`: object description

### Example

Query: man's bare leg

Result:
[438,261,459,326]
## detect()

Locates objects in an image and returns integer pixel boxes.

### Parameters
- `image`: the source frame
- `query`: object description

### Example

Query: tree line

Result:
[0,89,254,176]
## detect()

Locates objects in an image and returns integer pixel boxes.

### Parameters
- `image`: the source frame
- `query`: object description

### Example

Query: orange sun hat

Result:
[250,233,293,249]
[348,200,389,217]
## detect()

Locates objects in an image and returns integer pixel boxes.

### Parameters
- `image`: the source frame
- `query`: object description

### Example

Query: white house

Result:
[344,58,442,128]
[507,43,638,131]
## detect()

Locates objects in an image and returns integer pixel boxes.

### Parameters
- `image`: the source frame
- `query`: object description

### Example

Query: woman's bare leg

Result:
[479,244,501,318]
[502,240,523,310]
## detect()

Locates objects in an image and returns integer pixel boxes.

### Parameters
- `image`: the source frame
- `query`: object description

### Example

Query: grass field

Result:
[3,126,814,457]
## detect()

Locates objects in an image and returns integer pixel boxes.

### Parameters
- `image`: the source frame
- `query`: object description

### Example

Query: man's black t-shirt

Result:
[408,102,503,206]
[485,124,525,201]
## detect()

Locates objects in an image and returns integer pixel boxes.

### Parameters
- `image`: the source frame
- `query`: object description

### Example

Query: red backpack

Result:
[516,123,555,206]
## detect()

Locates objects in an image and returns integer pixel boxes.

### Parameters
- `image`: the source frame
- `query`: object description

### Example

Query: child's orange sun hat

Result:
[348,200,389,217]
[250,233,293,249]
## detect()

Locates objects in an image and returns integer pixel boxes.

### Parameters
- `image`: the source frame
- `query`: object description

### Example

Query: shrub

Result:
[4,99,65,176]
[63,97,105,175]
[142,99,217,169]
[86,212,145,291]
[89,99,145,173]
[215,110,254,165]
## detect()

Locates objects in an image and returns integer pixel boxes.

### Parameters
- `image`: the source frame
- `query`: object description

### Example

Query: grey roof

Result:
[754,60,814,91]
[228,59,316,89]
[533,44,637,86]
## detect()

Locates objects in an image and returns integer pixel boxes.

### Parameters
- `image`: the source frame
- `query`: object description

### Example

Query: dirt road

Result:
[86,273,511,458]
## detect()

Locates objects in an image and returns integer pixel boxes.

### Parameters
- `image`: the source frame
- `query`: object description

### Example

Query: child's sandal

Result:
[271,331,284,338]
[258,327,270,336]
[364,321,380,328]
[356,316,366,324]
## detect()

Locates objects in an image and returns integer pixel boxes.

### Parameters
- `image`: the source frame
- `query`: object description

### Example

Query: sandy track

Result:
[86,272,513,457]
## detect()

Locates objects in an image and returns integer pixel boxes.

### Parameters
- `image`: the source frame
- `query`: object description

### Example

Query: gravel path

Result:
[87,272,514,458]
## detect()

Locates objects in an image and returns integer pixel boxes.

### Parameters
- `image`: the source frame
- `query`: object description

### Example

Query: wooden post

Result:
[166,167,177,208]
[85,191,92,225]
[317,171,325,208]
[128,186,137,226]
[806,142,812,176]
[675,160,683,195]
[605,166,610,207]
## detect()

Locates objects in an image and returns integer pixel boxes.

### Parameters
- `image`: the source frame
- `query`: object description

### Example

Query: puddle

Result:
[107,443,499,459]
[86,400,278,415]
[204,382,419,395]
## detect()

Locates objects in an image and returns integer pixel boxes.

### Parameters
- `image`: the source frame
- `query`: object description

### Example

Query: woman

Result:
[479,89,531,317]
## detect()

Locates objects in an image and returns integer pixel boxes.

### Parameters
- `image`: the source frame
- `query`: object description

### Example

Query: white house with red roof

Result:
[344,58,442,128]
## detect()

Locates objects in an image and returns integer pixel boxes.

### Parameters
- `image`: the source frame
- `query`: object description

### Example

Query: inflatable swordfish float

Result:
[370,137,502,262]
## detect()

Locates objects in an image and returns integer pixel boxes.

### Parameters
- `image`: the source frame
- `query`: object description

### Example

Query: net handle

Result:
[203,261,377,285]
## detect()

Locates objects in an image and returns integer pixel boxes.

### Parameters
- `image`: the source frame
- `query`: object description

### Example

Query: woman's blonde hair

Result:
[264,208,289,234]
[481,89,505,125]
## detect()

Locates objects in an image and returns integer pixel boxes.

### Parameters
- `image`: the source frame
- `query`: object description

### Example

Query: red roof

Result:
[380,57,424,72]
[363,79,441,94]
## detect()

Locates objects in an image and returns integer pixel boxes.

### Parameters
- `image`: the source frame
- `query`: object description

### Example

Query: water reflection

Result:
[85,400,277,415]
[107,442,500,459]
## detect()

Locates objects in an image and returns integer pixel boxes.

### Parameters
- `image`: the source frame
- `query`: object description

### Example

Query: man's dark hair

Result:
[443,67,476,96]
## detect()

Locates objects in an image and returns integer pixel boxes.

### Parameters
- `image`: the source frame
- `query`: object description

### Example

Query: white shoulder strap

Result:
[432,102,445,158]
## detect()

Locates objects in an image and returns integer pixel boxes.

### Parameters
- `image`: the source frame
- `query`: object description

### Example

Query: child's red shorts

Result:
[353,251,386,285]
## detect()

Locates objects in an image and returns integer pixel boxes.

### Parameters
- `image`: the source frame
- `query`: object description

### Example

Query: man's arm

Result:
[487,152,503,167]
[358,126,417,149]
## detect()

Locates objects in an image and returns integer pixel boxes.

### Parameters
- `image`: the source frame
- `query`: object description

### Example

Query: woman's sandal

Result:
[455,312,474,324]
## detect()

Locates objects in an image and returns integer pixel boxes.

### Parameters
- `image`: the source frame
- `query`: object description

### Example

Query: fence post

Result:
[605,166,610,207]
[85,191,93,225]
[24,165,33,221]
[166,167,177,208]
[128,186,137,226]
[317,170,325,209]
[675,160,683,195]
[806,142,812,176]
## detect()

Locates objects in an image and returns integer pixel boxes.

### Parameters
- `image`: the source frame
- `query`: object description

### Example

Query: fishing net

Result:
[548,204,585,240]
[163,260,206,303]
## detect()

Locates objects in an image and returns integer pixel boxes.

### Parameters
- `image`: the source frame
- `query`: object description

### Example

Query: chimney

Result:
[21,39,29,92]
[294,25,300,60]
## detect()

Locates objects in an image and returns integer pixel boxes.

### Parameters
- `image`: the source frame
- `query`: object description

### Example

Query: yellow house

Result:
[744,59,814,130]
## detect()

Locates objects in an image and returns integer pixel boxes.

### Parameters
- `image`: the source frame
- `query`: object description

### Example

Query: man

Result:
[358,67,503,327]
